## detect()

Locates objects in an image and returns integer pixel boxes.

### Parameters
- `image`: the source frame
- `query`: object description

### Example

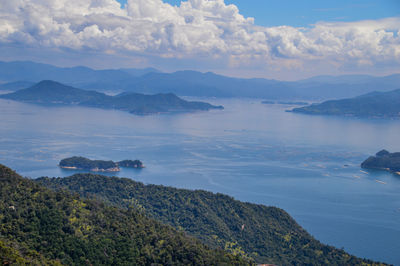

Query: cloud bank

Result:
[0,0,399,77]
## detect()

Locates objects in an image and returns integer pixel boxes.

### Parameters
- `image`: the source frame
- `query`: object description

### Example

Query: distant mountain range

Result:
[290,89,400,118]
[1,60,399,100]
[0,80,222,115]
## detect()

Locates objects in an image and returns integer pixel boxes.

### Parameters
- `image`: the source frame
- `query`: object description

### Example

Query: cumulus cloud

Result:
[0,0,399,73]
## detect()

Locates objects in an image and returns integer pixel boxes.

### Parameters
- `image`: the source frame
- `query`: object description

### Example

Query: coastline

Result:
[60,165,120,172]
[361,166,400,176]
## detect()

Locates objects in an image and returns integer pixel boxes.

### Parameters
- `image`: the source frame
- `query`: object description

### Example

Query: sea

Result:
[0,97,399,264]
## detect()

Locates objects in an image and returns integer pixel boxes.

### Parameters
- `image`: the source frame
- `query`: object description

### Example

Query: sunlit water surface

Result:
[0,98,399,264]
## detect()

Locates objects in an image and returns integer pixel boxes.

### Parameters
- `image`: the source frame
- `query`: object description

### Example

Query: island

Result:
[0,80,224,115]
[59,156,144,172]
[117,159,144,168]
[262,100,308,105]
[361,150,400,175]
[290,89,400,118]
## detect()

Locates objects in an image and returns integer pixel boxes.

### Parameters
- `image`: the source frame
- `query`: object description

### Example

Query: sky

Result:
[0,0,399,80]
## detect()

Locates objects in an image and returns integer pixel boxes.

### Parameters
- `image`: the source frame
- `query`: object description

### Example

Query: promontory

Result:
[361,150,400,175]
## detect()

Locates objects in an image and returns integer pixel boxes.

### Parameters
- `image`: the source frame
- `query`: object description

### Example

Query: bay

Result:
[0,98,399,264]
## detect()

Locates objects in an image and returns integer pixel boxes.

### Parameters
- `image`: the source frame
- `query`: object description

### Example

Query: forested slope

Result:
[0,165,249,265]
[37,173,385,265]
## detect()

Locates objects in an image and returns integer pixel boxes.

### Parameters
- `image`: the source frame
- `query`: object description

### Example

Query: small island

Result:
[117,159,144,168]
[59,156,144,172]
[361,150,400,175]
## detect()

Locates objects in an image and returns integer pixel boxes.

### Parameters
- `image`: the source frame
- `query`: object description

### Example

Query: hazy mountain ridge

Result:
[0,61,132,84]
[1,61,399,100]
[37,173,386,265]
[0,80,222,115]
[0,81,35,91]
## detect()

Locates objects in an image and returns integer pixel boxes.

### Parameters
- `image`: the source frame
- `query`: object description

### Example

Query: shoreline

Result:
[361,166,400,176]
[59,165,120,172]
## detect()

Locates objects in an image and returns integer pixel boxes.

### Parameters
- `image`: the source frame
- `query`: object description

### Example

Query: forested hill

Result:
[0,80,223,115]
[37,174,386,265]
[361,150,400,173]
[0,164,250,265]
[291,89,400,118]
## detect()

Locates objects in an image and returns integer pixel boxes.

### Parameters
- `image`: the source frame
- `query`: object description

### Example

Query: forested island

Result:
[37,173,386,265]
[290,89,400,118]
[361,150,400,175]
[59,156,144,172]
[0,80,223,115]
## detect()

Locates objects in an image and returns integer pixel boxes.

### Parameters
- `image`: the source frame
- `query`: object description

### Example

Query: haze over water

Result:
[0,98,399,264]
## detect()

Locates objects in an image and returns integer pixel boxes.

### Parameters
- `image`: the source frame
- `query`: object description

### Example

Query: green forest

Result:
[37,173,386,265]
[59,156,144,171]
[0,164,249,265]
[59,156,118,170]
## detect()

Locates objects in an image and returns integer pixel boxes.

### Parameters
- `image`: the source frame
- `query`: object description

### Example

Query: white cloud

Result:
[0,0,399,76]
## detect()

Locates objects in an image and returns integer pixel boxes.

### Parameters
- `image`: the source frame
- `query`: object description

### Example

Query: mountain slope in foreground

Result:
[0,80,222,115]
[37,173,386,265]
[291,89,400,118]
[0,165,249,265]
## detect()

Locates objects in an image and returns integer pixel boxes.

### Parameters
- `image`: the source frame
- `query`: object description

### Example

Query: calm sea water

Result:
[0,98,399,264]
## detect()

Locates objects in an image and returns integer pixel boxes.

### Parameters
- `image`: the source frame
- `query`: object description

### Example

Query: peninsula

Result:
[0,80,223,115]
[290,89,400,118]
[59,156,144,172]
[361,150,400,175]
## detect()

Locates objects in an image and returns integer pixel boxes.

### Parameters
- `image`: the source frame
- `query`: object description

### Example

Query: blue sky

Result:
[0,0,399,79]
[118,0,400,27]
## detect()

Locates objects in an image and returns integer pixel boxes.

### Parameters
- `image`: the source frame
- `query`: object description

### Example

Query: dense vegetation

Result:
[361,150,400,173]
[59,156,118,171]
[37,174,386,265]
[117,160,144,168]
[291,89,400,118]
[59,157,144,171]
[0,238,61,265]
[0,164,250,265]
[0,80,223,114]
